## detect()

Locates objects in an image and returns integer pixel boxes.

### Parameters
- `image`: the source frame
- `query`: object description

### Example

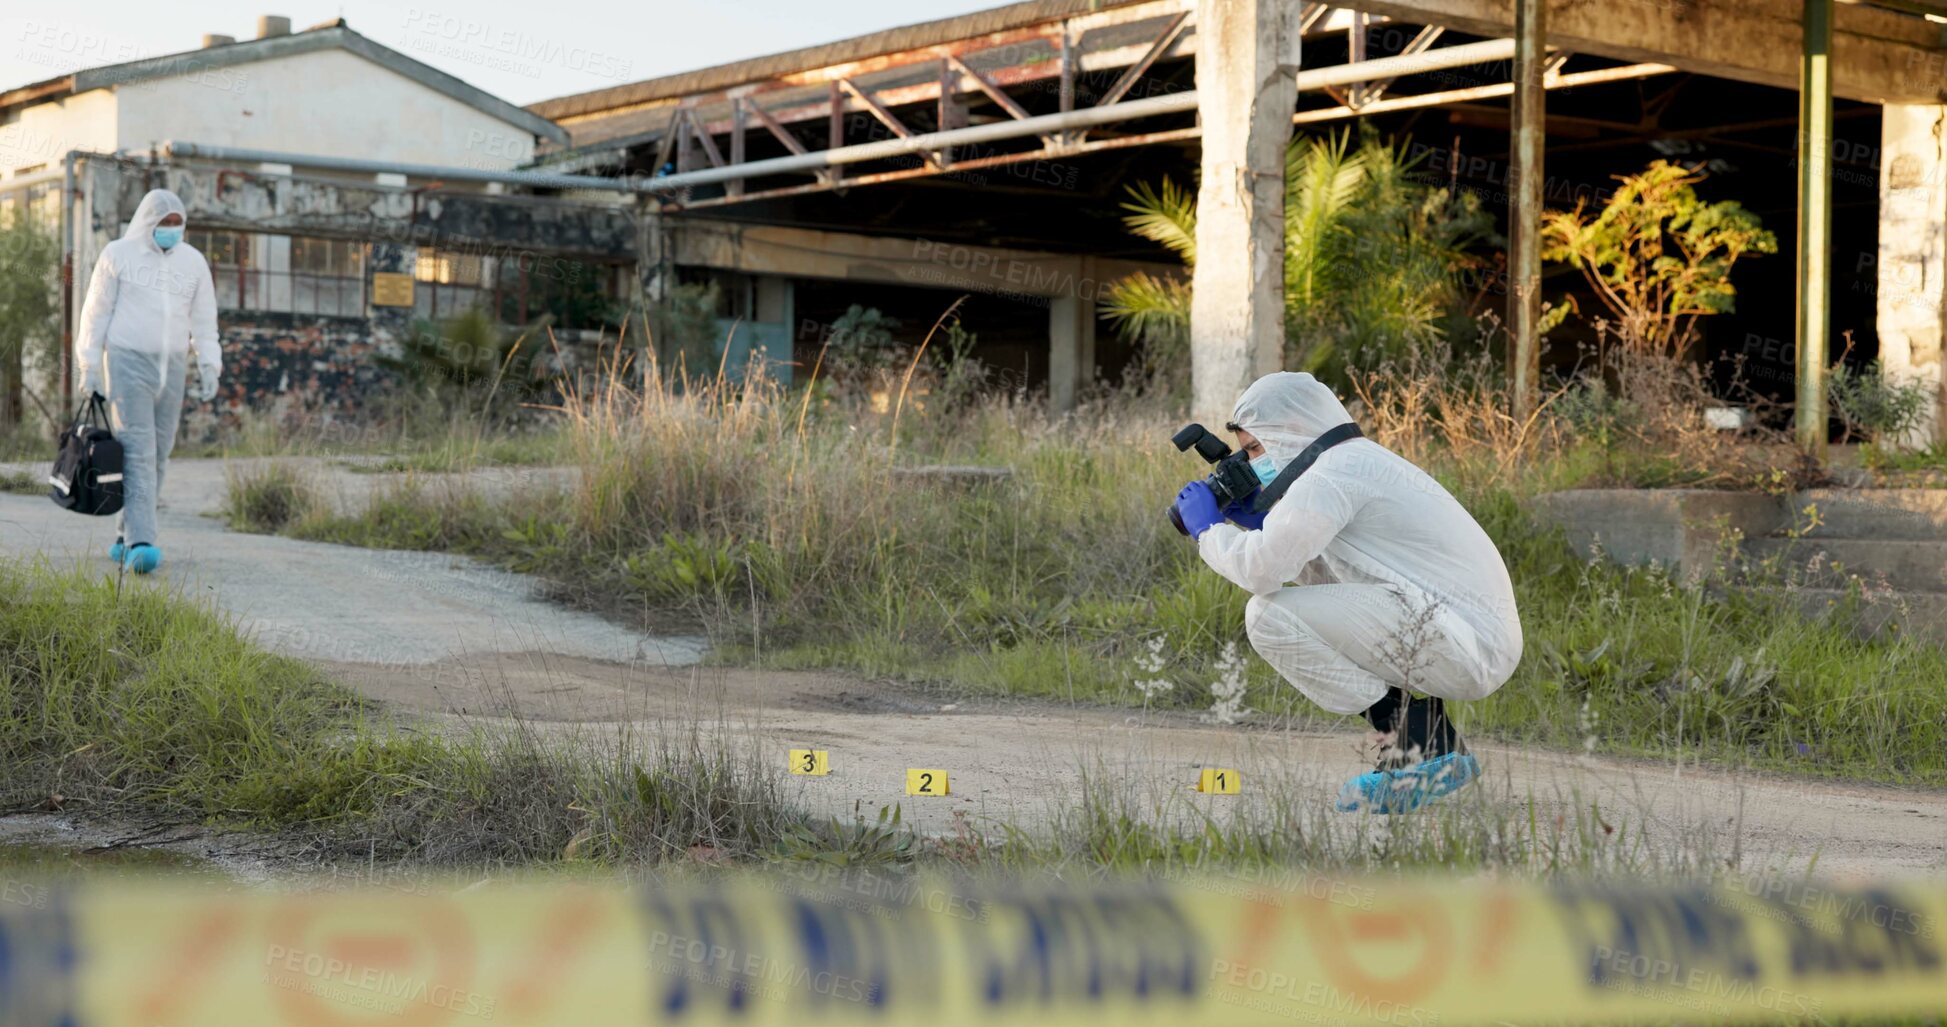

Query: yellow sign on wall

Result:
[371,271,415,307]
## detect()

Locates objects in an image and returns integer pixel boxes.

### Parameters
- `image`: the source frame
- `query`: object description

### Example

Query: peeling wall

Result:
[74,157,640,432]
[180,312,388,441]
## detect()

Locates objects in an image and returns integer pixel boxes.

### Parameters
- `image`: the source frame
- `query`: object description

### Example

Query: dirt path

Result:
[0,458,698,668]
[4,460,1944,877]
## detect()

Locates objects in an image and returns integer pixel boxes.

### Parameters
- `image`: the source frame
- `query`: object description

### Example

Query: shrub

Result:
[1100,130,1495,390]
[222,462,325,533]
[1828,359,1932,445]
[1540,160,1777,357]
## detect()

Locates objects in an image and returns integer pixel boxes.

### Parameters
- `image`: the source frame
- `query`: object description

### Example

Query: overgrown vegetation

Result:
[225,358,1947,787]
[0,208,60,431]
[0,559,1731,879]
[1828,357,1934,447]
[1540,160,1777,357]
[1101,130,1495,389]
[0,560,802,864]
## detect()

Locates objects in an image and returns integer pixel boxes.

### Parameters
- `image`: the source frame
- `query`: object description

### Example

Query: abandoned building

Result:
[1,0,1944,445]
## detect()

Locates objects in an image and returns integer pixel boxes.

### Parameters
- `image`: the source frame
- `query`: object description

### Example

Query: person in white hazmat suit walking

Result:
[73,189,222,574]
[1171,372,1522,812]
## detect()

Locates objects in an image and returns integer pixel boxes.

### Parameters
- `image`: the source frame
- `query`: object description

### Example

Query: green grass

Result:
[0,558,1726,881]
[1861,439,1947,479]
[0,467,42,495]
[0,559,806,865]
[220,376,1947,789]
[336,429,569,474]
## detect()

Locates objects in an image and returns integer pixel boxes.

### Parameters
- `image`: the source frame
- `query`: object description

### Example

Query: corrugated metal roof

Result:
[527,0,1153,122]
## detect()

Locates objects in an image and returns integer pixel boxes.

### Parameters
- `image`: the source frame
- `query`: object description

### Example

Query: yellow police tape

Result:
[1,871,1941,1025]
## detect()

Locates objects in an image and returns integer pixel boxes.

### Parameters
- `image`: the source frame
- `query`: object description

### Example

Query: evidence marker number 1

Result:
[789,749,830,776]
[1197,768,1241,794]
[905,769,950,796]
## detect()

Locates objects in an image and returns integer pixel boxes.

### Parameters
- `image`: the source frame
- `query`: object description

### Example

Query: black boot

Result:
[1360,687,1463,770]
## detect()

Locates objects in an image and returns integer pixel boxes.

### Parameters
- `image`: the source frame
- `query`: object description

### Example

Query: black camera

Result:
[1168,422,1259,535]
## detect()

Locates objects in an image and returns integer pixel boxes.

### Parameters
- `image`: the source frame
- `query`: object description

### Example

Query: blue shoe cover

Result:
[1335,752,1479,814]
[123,544,162,575]
[108,538,126,563]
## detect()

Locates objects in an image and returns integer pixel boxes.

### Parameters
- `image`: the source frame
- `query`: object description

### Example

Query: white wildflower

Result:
[1203,641,1251,725]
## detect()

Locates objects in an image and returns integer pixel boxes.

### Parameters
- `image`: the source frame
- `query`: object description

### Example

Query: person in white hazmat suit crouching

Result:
[1171,372,1522,813]
[73,189,222,574]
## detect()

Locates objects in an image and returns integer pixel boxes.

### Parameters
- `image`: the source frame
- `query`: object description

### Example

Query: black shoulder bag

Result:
[48,394,125,517]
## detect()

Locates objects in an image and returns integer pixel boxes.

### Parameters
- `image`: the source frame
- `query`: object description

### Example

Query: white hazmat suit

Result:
[74,190,222,555]
[1197,373,1522,715]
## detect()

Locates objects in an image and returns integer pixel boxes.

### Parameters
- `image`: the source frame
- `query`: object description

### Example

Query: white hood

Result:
[125,189,188,249]
[1228,371,1355,469]
[74,188,220,383]
[1198,372,1523,711]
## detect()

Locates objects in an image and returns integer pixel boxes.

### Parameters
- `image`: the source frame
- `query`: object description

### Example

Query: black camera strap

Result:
[1249,422,1364,514]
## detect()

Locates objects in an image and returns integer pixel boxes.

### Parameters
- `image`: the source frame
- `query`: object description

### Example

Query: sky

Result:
[2,0,998,106]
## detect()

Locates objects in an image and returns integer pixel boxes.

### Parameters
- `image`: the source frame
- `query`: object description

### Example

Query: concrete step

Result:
[1742,537,1947,593]
[1786,489,1947,541]
[1777,588,1947,643]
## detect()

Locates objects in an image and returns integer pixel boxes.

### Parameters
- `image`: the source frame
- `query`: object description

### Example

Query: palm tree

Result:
[1101,130,1494,389]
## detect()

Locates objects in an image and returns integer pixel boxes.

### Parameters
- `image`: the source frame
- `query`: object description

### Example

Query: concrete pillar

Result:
[1877,104,1947,448]
[1189,0,1301,427]
[634,204,673,379]
[1049,292,1095,412]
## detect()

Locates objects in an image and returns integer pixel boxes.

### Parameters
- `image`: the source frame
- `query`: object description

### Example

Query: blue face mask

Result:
[153,225,184,250]
[1250,453,1279,487]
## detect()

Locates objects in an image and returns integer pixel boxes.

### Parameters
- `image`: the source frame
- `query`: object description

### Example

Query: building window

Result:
[290,236,365,315]
[414,247,491,320]
[187,230,367,317]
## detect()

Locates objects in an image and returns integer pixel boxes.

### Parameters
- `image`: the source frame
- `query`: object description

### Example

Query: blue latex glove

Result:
[1223,495,1268,530]
[1174,481,1223,539]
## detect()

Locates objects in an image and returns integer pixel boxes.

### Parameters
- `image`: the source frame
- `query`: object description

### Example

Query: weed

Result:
[222,367,1947,786]
[222,462,325,533]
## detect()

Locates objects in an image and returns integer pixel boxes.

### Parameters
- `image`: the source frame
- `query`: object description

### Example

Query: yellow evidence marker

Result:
[905,769,950,796]
[789,749,830,776]
[1197,768,1241,794]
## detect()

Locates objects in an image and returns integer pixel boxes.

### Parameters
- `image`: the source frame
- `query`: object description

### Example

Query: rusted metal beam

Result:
[746,100,809,154]
[690,113,727,167]
[1096,10,1190,106]
[728,97,746,196]
[826,82,843,186]
[840,76,941,168]
[1360,25,1445,105]
[839,77,916,139]
[649,38,1523,195]
[666,125,1200,211]
[651,108,681,173]
[943,52,1033,120]
[664,60,1675,211]
[1349,8,1370,104]
[675,106,696,171]
[1290,60,1669,124]
[937,59,955,166]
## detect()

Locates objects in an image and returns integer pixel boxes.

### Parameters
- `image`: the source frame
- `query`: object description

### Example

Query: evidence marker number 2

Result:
[905,769,950,796]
